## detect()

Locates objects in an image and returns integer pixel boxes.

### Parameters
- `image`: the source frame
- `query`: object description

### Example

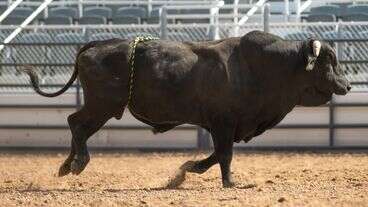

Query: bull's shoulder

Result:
[141,40,198,71]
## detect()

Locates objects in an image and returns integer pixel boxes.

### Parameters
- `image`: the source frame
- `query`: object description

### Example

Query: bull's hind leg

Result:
[58,101,119,176]
[181,153,217,174]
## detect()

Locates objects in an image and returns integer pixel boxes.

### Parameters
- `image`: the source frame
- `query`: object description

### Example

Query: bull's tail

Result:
[24,42,96,98]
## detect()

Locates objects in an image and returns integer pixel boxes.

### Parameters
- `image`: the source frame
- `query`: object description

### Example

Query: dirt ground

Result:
[1,151,368,207]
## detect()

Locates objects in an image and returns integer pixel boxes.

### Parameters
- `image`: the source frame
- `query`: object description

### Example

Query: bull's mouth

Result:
[333,77,351,95]
[314,87,332,99]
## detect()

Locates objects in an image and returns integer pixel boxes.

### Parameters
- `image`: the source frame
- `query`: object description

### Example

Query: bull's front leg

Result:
[210,118,236,188]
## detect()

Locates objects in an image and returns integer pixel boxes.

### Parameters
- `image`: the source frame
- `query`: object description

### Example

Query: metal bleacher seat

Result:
[0,5,6,14]
[43,16,73,25]
[3,7,35,25]
[146,8,160,24]
[10,7,33,18]
[284,32,316,40]
[305,14,336,22]
[309,5,341,17]
[89,32,120,41]
[115,7,147,23]
[84,6,112,19]
[78,16,107,25]
[146,16,159,24]
[49,6,78,20]
[2,16,25,25]
[112,15,139,24]
[346,4,368,15]
[147,7,177,24]
[341,13,368,22]
[179,9,210,24]
[167,32,191,42]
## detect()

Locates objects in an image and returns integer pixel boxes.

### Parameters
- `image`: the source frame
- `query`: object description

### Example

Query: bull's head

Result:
[299,39,351,106]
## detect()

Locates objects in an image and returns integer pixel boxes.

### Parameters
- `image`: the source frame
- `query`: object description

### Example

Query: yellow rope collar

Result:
[127,35,159,107]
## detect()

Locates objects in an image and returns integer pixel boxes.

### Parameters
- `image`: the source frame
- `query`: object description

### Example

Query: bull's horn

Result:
[313,40,321,57]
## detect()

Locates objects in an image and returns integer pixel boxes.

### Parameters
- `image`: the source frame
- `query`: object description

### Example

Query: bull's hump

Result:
[145,41,198,75]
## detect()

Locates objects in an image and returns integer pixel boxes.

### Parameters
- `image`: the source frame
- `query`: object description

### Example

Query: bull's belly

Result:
[128,96,201,126]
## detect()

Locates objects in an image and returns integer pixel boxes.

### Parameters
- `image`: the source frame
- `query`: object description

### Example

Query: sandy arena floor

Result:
[1,151,368,207]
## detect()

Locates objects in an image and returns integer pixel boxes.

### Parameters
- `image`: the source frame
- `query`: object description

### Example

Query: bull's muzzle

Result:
[334,76,351,95]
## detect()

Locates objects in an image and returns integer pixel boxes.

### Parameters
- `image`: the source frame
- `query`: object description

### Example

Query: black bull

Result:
[25,31,351,188]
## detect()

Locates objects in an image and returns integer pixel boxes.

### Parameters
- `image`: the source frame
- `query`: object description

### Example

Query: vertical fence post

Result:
[329,96,335,147]
[75,44,82,110]
[78,0,83,18]
[197,127,211,150]
[295,0,301,22]
[147,0,152,17]
[263,3,270,33]
[160,6,168,40]
[337,23,343,60]
[284,0,289,22]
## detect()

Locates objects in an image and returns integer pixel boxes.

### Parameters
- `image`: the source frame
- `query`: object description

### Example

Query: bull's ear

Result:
[304,39,321,71]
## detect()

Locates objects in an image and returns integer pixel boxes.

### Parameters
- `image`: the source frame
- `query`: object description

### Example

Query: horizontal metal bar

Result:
[0,101,367,108]
[0,125,196,130]
[0,84,78,88]
[340,60,368,64]
[1,83,366,87]
[351,82,368,85]
[1,43,85,46]
[234,146,368,151]
[4,145,368,152]
[0,63,75,66]
[0,124,366,130]
[324,39,368,43]
[0,104,77,108]
[333,103,368,107]
[276,124,368,129]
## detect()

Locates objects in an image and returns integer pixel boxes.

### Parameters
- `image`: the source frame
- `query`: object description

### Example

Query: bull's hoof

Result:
[222,180,236,188]
[70,155,90,175]
[184,161,207,174]
[58,162,72,177]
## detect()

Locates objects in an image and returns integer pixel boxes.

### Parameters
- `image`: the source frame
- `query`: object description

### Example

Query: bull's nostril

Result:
[347,85,352,91]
